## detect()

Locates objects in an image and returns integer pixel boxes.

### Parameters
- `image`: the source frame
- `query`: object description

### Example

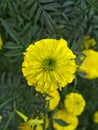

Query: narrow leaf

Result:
[43,11,55,32]
[34,6,42,24]
[4,42,23,49]
[5,49,23,57]
[39,0,54,3]
[53,119,68,126]
[0,96,19,110]
[29,2,38,18]
[3,111,15,130]
[0,18,20,43]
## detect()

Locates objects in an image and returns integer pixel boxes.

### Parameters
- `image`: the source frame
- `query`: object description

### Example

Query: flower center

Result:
[75,100,80,105]
[42,58,56,71]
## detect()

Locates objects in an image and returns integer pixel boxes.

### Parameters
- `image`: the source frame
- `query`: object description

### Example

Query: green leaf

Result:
[34,6,42,24]
[35,27,44,39]
[0,96,18,110]
[29,2,38,18]
[64,7,73,14]
[23,0,35,9]
[43,11,55,32]
[63,1,74,7]
[4,42,23,49]
[23,22,32,33]
[32,25,40,37]
[77,72,86,78]
[3,111,15,130]
[5,49,23,57]
[9,55,23,63]
[0,18,20,43]
[53,119,68,126]
[43,3,60,11]
[39,0,55,3]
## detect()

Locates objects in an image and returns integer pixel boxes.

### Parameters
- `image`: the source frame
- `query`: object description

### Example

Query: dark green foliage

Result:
[0,0,98,130]
[0,72,47,129]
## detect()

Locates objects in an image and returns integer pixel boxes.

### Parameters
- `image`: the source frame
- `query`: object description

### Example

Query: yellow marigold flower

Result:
[46,90,60,111]
[78,49,98,79]
[93,111,98,124]
[0,35,3,50]
[64,92,86,116]
[53,109,78,130]
[22,38,76,93]
[0,116,2,123]
[83,36,96,50]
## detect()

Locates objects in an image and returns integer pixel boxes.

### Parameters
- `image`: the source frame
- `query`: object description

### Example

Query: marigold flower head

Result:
[93,111,98,124]
[0,35,3,50]
[46,90,60,111]
[64,92,86,116]
[53,109,78,130]
[83,36,96,50]
[22,38,76,93]
[78,49,98,79]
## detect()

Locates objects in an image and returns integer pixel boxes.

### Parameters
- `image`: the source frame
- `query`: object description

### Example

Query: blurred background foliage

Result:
[0,0,98,130]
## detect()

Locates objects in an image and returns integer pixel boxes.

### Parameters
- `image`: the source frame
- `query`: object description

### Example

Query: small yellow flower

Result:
[22,38,76,93]
[0,116,2,123]
[18,119,44,130]
[46,90,60,111]
[0,35,3,50]
[83,36,96,50]
[64,92,86,116]
[78,49,98,79]
[35,117,49,130]
[53,109,78,130]
[15,108,43,130]
[19,120,34,130]
[93,111,98,124]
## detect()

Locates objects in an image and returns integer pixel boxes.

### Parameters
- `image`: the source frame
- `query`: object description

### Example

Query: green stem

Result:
[3,111,15,130]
